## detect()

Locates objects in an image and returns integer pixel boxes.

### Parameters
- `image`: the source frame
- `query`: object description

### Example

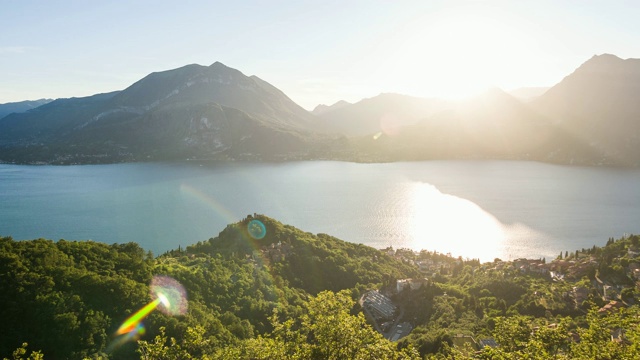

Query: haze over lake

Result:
[1,161,638,262]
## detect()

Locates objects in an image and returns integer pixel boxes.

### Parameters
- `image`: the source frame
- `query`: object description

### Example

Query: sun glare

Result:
[407,183,506,261]
[388,7,537,100]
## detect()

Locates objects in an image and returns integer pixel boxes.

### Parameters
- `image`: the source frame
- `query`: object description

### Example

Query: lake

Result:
[1,160,639,262]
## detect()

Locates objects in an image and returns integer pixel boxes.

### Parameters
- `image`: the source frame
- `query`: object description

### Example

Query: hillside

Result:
[316,93,445,137]
[2,215,640,359]
[508,87,549,101]
[187,214,420,294]
[347,89,593,164]
[0,98,52,119]
[325,54,640,166]
[2,54,640,166]
[311,100,351,116]
[0,63,325,164]
[533,54,640,165]
[0,215,418,359]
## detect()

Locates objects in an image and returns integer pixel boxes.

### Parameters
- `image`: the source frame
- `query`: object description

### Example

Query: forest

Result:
[2,215,640,359]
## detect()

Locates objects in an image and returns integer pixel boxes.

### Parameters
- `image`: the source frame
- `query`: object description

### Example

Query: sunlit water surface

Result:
[1,161,639,262]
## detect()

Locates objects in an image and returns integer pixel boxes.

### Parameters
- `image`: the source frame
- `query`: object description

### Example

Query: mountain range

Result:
[0,62,323,163]
[0,98,52,119]
[311,100,351,116]
[533,54,640,165]
[316,93,446,137]
[0,54,638,165]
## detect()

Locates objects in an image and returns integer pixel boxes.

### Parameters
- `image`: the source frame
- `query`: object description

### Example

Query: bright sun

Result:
[386,7,537,99]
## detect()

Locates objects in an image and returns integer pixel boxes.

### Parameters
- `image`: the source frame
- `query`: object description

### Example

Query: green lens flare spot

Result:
[248,219,266,239]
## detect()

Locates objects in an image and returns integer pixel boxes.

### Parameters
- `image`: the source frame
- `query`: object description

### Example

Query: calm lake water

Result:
[1,161,639,262]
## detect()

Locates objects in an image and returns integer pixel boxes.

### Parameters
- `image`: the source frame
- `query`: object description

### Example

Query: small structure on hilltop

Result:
[396,278,429,293]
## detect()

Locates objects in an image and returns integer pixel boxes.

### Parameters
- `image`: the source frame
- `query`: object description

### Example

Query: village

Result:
[359,235,640,350]
[237,216,640,352]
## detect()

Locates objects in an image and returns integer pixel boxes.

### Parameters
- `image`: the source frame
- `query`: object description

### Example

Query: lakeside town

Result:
[357,235,640,351]
[236,214,640,354]
[4,212,640,359]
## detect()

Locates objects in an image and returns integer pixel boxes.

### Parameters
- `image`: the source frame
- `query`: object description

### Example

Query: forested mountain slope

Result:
[0,215,417,359]
[2,215,640,359]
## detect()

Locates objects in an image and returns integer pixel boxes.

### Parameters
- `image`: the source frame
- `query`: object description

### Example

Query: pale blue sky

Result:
[1,0,639,109]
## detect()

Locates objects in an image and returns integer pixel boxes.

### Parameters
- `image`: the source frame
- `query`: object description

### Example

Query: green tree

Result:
[491,316,532,354]
[138,326,215,360]
[3,343,43,360]
[216,290,419,359]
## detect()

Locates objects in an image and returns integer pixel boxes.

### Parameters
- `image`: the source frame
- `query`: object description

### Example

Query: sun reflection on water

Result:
[407,183,506,261]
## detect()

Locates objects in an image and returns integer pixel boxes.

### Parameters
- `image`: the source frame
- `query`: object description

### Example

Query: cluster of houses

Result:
[248,240,293,267]
[416,258,455,275]
[484,254,639,313]
[396,278,429,293]
[372,239,640,351]
[474,255,599,280]
[383,247,460,276]
[260,240,292,263]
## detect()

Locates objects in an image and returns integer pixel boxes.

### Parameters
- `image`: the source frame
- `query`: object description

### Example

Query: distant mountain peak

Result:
[0,98,54,119]
[533,53,640,165]
[576,53,640,75]
[210,61,229,69]
[590,53,621,60]
[0,61,319,164]
[312,100,351,115]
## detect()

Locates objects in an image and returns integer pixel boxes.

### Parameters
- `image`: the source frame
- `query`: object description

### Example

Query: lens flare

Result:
[106,322,146,353]
[150,275,188,316]
[115,275,187,337]
[158,293,170,308]
[116,298,162,335]
[248,219,266,239]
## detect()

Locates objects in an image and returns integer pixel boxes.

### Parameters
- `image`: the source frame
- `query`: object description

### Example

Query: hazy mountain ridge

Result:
[348,89,578,162]
[0,98,53,119]
[339,54,640,166]
[316,93,446,137]
[0,92,120,144]
[0,63,323,164]
[318,91,539,162]
[111,62,314,128]
[533,54,640,165]
[311,100,351,115]
[508,87,549,100]
[1,54,639,165]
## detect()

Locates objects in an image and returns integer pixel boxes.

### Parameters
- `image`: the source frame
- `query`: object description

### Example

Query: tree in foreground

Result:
[3,343,43,360]
[139,290,419,359]
[477,306,640,359]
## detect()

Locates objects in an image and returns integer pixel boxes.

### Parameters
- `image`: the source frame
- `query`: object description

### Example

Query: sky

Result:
[1,0,640,110]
